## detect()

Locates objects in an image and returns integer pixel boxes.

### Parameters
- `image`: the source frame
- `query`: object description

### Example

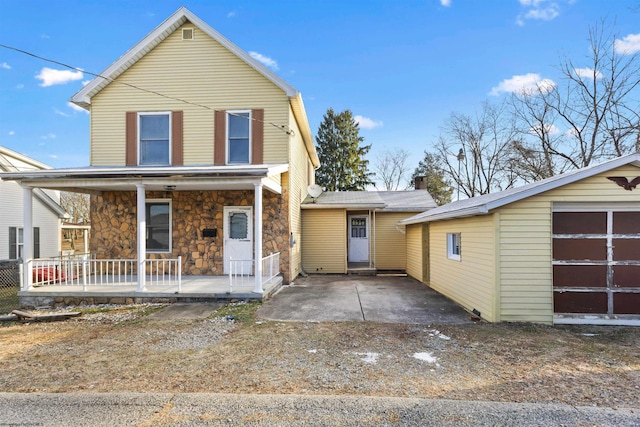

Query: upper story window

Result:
[139,113,171,165]
[227,111,251,164]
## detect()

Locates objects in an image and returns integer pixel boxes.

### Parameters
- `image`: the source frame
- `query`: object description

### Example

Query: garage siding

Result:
[497,164,640,324]
[302,209,346,273]
[429,215,496,321]
[405,224,423,282]
[374,213,415,270]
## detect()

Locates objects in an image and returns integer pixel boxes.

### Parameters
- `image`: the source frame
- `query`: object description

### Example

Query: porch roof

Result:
[301,190,436,212]
[0,164,288,194]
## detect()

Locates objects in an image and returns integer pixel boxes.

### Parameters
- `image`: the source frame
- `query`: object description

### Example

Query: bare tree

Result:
[510,21,640,174]
[374,147,411,190]
[60,192,90,224]
[435,101,517,198]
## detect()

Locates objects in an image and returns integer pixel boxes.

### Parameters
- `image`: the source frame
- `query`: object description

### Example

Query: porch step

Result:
[347,268,377,276]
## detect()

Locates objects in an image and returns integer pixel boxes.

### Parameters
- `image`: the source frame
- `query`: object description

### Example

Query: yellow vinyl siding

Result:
[429,215,496,321]
[374,212,416,270]
[497,164,640,324]
[90,22,289,166]
[302,209,346,273]
[288,106,312,280]
[405,223,423,281]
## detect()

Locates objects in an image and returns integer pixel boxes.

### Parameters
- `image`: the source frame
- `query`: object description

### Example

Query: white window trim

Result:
[137,112,172,166]
[146,198,172,254]
[226,110,252,165]
[447,232,461,261]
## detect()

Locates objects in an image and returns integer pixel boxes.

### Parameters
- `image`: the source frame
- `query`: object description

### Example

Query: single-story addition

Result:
[400,153,640,326]
[302,190,436,274]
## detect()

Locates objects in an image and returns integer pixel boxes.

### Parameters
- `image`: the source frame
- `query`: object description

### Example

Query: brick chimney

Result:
[414,176,427,190]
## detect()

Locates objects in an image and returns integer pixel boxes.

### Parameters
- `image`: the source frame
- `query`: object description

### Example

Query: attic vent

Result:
[182,28,194,40]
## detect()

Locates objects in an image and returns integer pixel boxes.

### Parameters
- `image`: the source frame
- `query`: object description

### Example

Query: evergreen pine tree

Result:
[411,151,454,205]
[315,108,374,191]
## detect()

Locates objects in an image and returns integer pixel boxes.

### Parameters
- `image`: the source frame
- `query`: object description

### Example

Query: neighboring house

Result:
[400,153,640,326]
[0,146,68,260]
[1,7,319,295]
[302,190,436,274]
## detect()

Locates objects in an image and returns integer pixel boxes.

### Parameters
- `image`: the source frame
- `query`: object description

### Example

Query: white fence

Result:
[228,252,280,293]
[26,254,182,291]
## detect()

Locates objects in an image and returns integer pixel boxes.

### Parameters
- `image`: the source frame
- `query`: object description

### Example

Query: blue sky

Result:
[1,0,640,184]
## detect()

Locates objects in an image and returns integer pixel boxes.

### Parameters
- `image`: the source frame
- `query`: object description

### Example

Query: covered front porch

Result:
[1,164,291,307]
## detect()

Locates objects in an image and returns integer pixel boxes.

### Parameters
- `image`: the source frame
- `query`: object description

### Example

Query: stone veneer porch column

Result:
[254,183,263,293]
[21,186,33,290]
[136,183,146,292]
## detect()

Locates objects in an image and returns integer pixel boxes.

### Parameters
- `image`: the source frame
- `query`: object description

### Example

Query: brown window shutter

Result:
[251,109,264,164]
[214,110,226,165]
[125,112,137,166]
[171,111,183,166]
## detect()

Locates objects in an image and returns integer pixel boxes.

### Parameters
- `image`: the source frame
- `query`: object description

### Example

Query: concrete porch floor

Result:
[18,275,284,308]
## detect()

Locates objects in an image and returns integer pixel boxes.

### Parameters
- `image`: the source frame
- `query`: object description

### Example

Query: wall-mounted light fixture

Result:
[163,185,176,191]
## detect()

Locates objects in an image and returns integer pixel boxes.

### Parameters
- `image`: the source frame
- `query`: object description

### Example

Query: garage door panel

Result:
[554,292,608,314]
[612,239,640,261]
[553,265,607,288]
[613,212,640,234]
[553,212,607,234]
[553,239,607,261]
[613,293,640,315]
[613,265,640,287]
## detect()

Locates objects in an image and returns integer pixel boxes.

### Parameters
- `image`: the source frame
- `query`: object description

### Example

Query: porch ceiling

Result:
[0,164,287,194]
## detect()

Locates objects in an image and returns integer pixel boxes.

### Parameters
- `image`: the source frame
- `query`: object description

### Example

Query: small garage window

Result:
[447,233,461,261]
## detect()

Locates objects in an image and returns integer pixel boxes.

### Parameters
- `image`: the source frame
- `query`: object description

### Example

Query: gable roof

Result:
[70,7,319,168]
[302,190,437,212]
[400,153,640,225]
[0,146,69,219]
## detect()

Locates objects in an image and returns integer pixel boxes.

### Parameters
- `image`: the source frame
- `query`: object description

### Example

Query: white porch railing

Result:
[26,255,182,292]
[262,252,280,284]
[228,252,280,293]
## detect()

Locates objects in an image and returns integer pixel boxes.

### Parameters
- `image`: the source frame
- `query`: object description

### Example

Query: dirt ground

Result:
[1,303,639,409]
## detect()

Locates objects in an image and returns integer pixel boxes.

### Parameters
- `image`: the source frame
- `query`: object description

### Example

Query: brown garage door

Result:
[553,210,640,315]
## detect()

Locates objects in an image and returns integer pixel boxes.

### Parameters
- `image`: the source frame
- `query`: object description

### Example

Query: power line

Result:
[0,43,295,136]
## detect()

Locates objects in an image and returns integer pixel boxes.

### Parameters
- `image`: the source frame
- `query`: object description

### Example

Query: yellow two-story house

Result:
[3,7,319,300]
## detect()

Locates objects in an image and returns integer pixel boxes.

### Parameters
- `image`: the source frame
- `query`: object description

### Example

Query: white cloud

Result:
[35,67,84,87]
[516,0,559,26]
[1,62,10,70]
[489,73,556,96]
[530,123,560,135]
[48,154,58,159]
[67,101,88,113]
[8,131,15,136]
[249,51,278,71]
[54,108,71,117]
[354,115,383,129]
[16,84,24,89]
[41,133,56,140]
[440,0,452,7]
[227,11,237,18]
[614,33,640,55]
[574,67,603,79]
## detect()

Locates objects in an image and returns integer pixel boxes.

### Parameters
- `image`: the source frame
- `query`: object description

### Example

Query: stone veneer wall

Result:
[90,189,291,282]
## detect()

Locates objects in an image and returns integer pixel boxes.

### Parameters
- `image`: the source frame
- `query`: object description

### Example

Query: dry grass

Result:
[1,303,638,408]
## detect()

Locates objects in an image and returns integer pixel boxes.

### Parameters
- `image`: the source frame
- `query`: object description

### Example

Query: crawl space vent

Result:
[182,28,194,40]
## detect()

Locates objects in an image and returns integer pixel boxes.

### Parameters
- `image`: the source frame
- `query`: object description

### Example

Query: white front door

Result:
[348,215,369,263]
[223,206,253,274]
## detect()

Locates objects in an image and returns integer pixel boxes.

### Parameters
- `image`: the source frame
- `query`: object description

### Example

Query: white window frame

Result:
[447,232,461,261]
[145,199,172,254]
[138,112,172,166]
[226,110,252,165]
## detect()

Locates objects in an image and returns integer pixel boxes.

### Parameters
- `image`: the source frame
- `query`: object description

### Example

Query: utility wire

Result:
[0,43,295,136]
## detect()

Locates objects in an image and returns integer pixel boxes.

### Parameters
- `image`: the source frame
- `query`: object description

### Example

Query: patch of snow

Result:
[307,349,317,353]
[355,352,380,364]
[413,352,438,363]
[581,333,599,337]
[427,329,451,340]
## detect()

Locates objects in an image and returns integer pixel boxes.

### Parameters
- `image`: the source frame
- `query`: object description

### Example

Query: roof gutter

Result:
[399,205,490,225]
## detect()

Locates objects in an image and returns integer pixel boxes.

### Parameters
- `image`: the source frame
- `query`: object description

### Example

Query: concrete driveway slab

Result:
[258,275,471,324]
